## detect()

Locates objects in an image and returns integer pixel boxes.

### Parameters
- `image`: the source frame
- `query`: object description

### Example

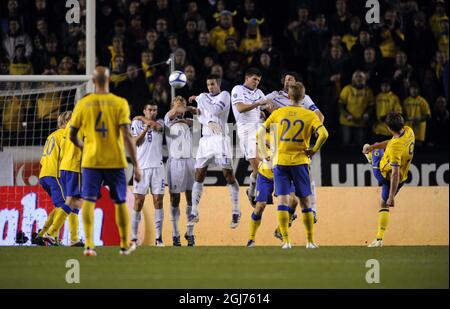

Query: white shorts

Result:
[133,166,165,195]
[195,135,233,169]
[237,123,258,160]
[167,158,195,193]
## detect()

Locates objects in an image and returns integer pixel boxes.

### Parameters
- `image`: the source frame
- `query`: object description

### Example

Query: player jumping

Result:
[362,112,415,247]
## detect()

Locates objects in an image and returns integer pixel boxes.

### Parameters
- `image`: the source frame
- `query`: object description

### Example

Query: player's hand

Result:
[134,168,142,183]
[305,148,316,157]
[362,144,372,154]
[188,96,197,104]
[386,197,395,207]
[207,122,222,135]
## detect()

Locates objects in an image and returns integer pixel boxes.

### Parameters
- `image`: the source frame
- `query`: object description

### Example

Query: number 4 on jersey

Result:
[95,111,108,137]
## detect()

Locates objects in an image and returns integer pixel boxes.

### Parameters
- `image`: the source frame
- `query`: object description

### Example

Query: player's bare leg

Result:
[130,193,145,251]
[247,201,266,247]
[169,192,181,246]
[246,158,260,207]
[223,169,241,228]
[153,194,164,246]
[298,195,318,249]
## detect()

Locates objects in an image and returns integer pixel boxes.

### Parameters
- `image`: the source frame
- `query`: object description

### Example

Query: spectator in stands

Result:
[1,1,21,34]
[211,63,231,92]
[155,17,170,40]
[141,50,157,92]
[76,39,86,63]
[219,36,245,71]
[239,18,263,62]
[57,56,75,75]
[183,1,207,32]
[143,29,166,62]
[421,50,447,104]
[33,35,59,74]
[2,18,33,61]
[405,11,437,72]
[224,59,243,85]
[390,50,415,99]
[322,34,347,60]
[61,23,84,60]
[107,36,126,71]
[429,0,448,40]
[427,96,449,148]
[9,44,33,75]
[33,18,51,53]
[210,10,239,54]
[372,78,403,141]
[306,13,331,69]
[129,14,146,48]
[77,55,86,74]
[251,33,282,68]
[179,18,199,56]
[342,16,361,52]
[176,64,203,98]
[191,31,217,67]
[403,82,431,146]
[115,64,151,116]
[358,47,382,92]
[152,76,170,115]
[256,52,278,93]
[110,55,127,88]
[173,48,187,71]
[167,33,180,54]
[374,9,405,66]
[236,0,265,34]
[338,70,374,146]
[198,55,215,81]
[351,28,382,68]
[0,57,9,74]
[437,16,449,58]
[150,0,177,31]
[329,0,351,36]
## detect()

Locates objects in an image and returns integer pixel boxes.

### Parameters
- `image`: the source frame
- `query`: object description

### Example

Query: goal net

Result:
[0,80,88,246]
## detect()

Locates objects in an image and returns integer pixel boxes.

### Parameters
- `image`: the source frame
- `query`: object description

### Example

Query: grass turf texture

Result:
[0,246,447,289]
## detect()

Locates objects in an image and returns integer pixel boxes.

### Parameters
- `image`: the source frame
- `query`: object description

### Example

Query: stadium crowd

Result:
[0,0,449,148]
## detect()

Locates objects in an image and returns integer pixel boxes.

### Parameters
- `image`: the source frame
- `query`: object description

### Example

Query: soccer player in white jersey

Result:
[164,96,196,246]
[231,68,272,207]
[188,74,241,241]
[130,103,166,247]
[266,72,324,227]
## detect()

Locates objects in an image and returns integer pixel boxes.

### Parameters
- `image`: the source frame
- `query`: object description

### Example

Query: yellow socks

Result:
[376,209,390,240]
[69,209,80,242]
[82,200,96,249]
[47,205,71,238]
[277,205,290,243]
[115,203,130,249]
[38,208,57,237]
[249,212,262,241]
[302,208,315,243]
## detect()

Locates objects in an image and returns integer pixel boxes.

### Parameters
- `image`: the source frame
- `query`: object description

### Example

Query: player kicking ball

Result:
[362,112,415,247]
[130,104,165,247]
[69,67,141,256]
[259,82,328,249]
[164,96,196,246]
[188,74,241,239]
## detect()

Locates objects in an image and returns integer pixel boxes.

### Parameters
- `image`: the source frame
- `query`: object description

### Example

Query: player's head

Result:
[244,67,262,90]
[385,112,404,134]
[206,74,221,94]
[143,103,158,120]
[93,66,110,92]
[57,111,72,129]
[282,71,301,91]
[288,82,305,104]
[351,70,366,89]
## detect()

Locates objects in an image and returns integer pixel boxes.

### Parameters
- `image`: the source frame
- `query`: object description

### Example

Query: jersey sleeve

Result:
[130,120,141,137]
[70,100,83,129]
[388,142,403,167]
[164,113,176,127]
[231,86,245,105]
[310,112,324,132]
[302,95,319,112]
[265,91,277,101]
[118,99,131,126]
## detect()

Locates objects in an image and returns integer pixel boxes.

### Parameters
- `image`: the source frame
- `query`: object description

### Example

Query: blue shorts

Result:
[371,149,404,202]
[255,173,274,204]
[82,168,127,204]
[60,170,81,198]
[274,164,312,198]
[39,177,65,208]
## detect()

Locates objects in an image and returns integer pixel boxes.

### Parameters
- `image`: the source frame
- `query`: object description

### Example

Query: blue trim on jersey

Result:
[61,204,72,214]
[72,208,79,215]
[242,84,256,91]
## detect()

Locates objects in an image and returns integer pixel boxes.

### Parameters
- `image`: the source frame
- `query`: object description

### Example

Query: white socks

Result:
[191,182,204,217]
[186,205,194,236]
[170,206,180,237]
[131,209,141,241]
[154,208,164,240]
[310,181,317,212]
[227,181,240,214]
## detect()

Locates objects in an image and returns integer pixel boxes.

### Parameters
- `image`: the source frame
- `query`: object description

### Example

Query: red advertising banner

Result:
[0,186,119,246]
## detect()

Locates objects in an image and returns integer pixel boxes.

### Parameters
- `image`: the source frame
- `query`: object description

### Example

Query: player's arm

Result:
[363,140,390,154]
[306,125,329,157]
[134,124,149,146]
[314,110,325,123]
[69,126,83,149]
[386,165,400,207]
[121,124,141,182]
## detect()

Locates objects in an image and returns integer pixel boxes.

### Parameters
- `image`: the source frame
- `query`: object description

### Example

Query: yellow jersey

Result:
[403,95,431,142]
[209,26,239,53]
[257,131,274,179]
[264,106,323,166]
[380,126,415,183]
[339,85,374,127]
[373,91,403,136]
[39,128,65,178]
[59,122,83,173]
[70,93,131,169]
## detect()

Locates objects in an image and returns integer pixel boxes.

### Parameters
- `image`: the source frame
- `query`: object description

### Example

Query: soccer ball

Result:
[169,71,187,89]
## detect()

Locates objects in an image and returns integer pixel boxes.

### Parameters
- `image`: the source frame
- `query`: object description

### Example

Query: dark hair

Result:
[245,67,262,78]
[281,71,301,83]
[206,74,221,84]
[385,112,404,133]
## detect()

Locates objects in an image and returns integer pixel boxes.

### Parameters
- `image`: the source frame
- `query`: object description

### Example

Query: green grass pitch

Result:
[0,246,448,289]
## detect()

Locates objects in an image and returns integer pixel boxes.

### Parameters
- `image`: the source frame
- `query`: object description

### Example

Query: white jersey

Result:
[231,85,265,126]
[196,91,230,136]
[131,119,164,169]
[164,113,193,159]
[266,90,319,112]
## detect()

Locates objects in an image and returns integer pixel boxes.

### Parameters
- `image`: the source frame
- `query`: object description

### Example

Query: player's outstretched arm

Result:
[121,124,141,183]
[363,140,390,154]
[69,127,83,149]
[234,100,269,113]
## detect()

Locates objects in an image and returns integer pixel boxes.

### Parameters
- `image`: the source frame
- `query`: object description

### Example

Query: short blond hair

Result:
[171,95,187,108]
[288,82,305,103]
[57,111,72,128]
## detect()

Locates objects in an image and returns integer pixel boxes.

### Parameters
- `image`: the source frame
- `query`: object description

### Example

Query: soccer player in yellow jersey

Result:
[69,67,141,256]
[258,82,329,249]
[43,116,84,246]
[35,111,71,245]
[362,112,415,247]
